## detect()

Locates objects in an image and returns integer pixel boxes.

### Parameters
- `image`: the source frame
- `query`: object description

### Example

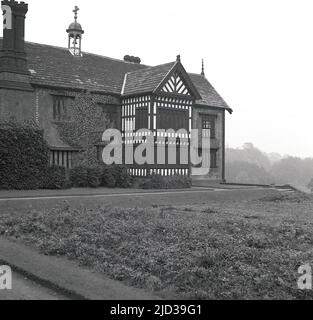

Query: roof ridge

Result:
[81,50,149,67]
[125,61,176,76]
[0,38,150,67]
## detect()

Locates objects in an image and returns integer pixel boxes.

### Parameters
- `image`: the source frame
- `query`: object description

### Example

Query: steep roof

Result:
[123,61,202,100]
[0,39,232,111]
[190,73,232,112]
[122,62,176,96]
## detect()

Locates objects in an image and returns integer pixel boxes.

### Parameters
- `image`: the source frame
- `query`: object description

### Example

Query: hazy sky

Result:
[2,0,313,158]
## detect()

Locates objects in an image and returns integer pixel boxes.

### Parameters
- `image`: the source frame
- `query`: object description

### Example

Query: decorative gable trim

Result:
[154,61,201,100]
[160,73,192,96]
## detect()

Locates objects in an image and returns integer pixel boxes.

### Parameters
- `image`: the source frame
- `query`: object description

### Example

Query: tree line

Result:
[226,143,313,191]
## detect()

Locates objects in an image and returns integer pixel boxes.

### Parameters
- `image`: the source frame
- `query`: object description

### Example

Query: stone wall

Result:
[0,88,36,121]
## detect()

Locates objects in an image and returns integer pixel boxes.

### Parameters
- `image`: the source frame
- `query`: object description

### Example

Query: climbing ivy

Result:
[57,92,118,166]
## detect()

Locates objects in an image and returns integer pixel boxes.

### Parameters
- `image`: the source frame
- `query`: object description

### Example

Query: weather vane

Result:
[73,6,79,21]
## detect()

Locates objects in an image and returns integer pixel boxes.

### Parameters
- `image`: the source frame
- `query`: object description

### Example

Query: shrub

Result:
[0,120,49,190]
[70,164,132,188]
[87,166,102,188]
[111,165,133,188]
[44,166,70,190]
[70,165,103,188]
[140,175,164,189]
[70,166,89,188]
[101,166,116,188]
[100,165,133,188]
[140,174,192,190]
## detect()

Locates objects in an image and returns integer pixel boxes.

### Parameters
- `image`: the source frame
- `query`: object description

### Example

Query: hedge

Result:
[0,120,50,190]
[69,165,103,188]
[140,174,192,190]
[0,121,189,191]
[0,119,133,190]
[70,164,133,189]
[102,165,133,188]
[44,166,70,190]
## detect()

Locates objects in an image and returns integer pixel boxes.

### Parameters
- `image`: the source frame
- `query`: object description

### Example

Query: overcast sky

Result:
[2,0,313,158]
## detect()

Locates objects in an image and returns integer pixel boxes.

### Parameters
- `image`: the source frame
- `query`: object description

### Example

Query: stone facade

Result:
[0,87,35,121]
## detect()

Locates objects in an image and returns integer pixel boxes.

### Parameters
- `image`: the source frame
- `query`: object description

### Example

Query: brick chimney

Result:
[123,55,141,64]
[0,0,32,91]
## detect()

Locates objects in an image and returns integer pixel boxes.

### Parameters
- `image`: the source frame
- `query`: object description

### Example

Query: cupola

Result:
[66,6,84,56]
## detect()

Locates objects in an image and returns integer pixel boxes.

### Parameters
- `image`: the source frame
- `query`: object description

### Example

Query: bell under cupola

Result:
[66,6,84,56]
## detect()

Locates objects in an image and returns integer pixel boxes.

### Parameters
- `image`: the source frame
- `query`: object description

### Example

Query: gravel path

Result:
[0,188,277,215]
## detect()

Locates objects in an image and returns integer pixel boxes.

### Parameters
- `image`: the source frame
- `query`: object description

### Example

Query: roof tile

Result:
[0,39,231,111]
[123,62,175,96]
[190,73,231,111]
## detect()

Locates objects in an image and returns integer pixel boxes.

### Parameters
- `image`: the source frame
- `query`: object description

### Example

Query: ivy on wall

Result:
[56,92,119,166]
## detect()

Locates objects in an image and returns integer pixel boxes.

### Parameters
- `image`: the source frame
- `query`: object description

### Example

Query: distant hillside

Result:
[226,143,273,170]
[225,143,313,188]
[267,152,285,164]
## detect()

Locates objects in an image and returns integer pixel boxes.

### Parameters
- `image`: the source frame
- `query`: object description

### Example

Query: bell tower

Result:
[66,6,84,56]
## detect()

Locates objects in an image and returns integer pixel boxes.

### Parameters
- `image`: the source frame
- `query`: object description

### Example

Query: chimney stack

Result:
[0,0,32,91]
[123,55,141,64]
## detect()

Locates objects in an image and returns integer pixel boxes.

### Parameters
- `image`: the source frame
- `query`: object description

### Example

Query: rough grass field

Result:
[1,191,313,299]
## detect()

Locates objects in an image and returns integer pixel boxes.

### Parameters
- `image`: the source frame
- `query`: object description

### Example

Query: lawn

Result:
[1,190,313,299]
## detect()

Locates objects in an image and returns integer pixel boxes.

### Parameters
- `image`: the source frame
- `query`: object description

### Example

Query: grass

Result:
[1,191,313,299]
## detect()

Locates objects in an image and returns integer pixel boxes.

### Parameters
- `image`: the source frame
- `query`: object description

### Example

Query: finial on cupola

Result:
[176,55,181,62]
[201,59,205,77]
[74,5,79,22]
